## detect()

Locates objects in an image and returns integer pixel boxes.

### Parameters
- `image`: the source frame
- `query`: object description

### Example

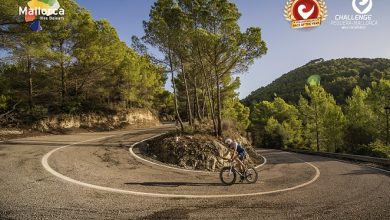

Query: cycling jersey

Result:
[229,142,245,153]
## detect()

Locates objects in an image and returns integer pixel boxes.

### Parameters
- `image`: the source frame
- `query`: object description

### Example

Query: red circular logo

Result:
[292,0,319,20]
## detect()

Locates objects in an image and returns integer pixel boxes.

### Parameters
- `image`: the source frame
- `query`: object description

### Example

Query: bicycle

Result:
[219,160,258,185]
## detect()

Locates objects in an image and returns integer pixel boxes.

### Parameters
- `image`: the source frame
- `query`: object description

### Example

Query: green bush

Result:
[0,95,7,110]
[352,142,388,158]
[368,140,389,158]
[344,125,374,153]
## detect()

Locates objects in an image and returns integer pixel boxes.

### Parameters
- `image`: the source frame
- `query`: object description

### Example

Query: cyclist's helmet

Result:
[225,138,232,145]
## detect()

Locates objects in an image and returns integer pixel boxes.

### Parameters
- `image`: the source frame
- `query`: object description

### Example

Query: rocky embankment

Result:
[0,109,160,140]
[32,109,160,132]
[139,134,261,171]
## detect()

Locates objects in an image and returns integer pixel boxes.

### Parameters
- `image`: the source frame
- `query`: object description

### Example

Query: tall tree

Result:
[191,0,267,135]
[344,87,376,151]
[367,80,390,144]
[143,0,185,131]
[43,0,81,106]
[9,29,50,111]
[299,85,345,152]
[143,0,267,136]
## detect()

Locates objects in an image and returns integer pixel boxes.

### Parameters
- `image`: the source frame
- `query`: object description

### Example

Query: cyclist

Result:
[224,138,247,181]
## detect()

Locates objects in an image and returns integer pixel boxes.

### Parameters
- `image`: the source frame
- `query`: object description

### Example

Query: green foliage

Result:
[343,80,389,155]
[345,87,375,128]
[343,126,374,154]
[264,117,285,148]
[153,91,175,117]
[281,116,305,148]
[367,80,390,142]
[298,86,345,152]
[368,140,389,158]
[222,98,250,130]
[244,58,390,105]
[250,97,303,148]
[344,87,375,152]
[0,95,7,110]
[250,81,389,158]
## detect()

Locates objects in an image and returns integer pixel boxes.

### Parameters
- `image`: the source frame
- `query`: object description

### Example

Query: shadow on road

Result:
[340,169,390,177]
[124,181,222,187]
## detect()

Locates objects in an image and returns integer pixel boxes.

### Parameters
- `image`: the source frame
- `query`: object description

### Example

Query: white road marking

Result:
[255,156,267,168]
[128,134,267,174]
[42,132,321,199]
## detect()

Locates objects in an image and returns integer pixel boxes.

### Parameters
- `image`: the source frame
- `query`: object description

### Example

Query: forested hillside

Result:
[245,59,390,157]
[246,58,390,158]
[243,58,390,105]
[248,75,390,158]
[0,0,167,125]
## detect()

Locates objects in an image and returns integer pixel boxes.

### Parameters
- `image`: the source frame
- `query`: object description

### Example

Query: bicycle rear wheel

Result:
[220,167,236,185]
[245,166,258,184]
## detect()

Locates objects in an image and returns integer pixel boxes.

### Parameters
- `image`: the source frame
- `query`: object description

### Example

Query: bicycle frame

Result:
[227,161,245,177]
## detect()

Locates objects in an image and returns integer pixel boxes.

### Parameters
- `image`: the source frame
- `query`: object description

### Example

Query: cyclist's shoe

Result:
[239,175,245,183]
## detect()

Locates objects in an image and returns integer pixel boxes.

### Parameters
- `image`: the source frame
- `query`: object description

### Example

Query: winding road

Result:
[0,124,389,219]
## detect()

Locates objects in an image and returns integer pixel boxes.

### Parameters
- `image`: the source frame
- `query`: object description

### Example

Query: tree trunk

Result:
[27,54,33,111]
[213,39,222,136]
[193,76,202,121]
[315,103,320,152]
[197,45,217,135]
[201,90,207,119]
[169,50,184,131]
[216,73,222,137]
[316,125,319,151]
[60,61,66,105]
[75,79,78,96]
[180,59,193,126]
[203,71,217,135]
[60,41,66,106]
[386,108,389,146]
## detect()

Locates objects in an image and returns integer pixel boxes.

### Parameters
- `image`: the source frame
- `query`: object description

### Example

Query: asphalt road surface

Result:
[0,124,389,219]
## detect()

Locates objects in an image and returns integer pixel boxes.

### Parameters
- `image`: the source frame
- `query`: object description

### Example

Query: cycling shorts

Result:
[238,151,246,161]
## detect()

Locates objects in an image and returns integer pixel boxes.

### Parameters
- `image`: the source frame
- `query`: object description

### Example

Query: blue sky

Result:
[75,0,390,98]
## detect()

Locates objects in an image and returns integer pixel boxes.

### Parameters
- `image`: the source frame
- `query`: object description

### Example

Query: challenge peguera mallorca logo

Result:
[331,0,377,30]
[284,0,327,29]
[19,0,65,31]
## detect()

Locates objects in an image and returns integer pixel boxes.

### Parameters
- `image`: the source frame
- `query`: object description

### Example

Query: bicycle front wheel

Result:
[245,166,258,184]
[220,167,236,185]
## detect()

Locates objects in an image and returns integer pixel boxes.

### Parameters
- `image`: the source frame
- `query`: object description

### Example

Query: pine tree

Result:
[298,85,345,152]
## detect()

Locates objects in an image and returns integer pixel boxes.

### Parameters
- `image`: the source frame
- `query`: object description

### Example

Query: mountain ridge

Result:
[243,58,390,105]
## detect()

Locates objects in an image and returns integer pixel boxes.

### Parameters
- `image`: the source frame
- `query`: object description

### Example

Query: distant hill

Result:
[243,58,390,105]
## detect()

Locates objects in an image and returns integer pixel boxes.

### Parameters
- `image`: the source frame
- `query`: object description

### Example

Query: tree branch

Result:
[0,101,22,119]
